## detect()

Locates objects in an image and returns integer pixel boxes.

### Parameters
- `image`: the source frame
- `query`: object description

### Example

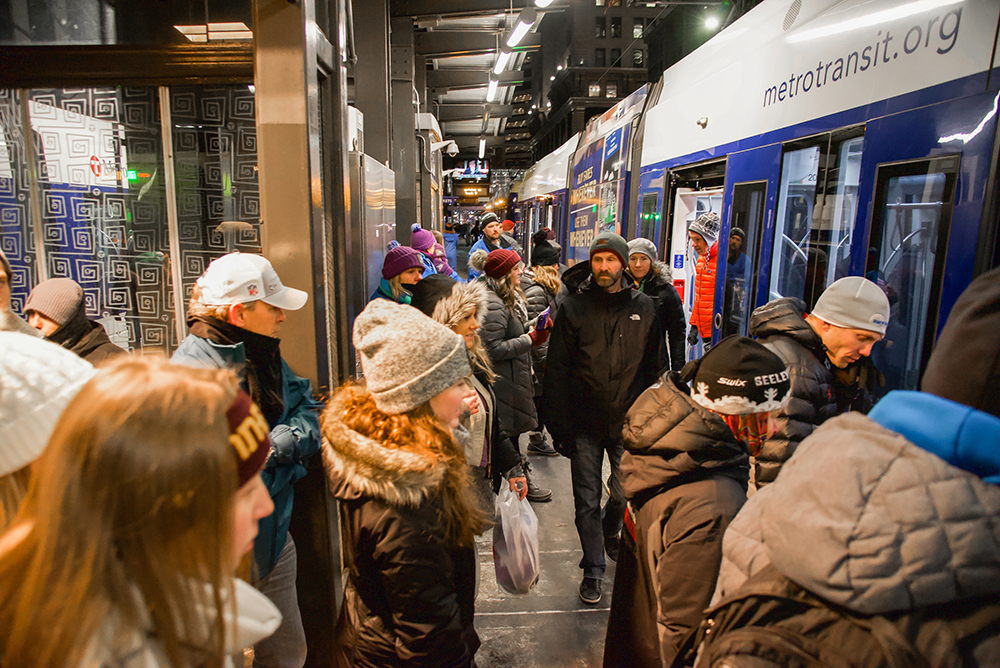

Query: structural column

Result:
[390,16,417,233]
[351,0,391,164]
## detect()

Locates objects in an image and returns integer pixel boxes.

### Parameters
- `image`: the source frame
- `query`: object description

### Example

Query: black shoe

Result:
[605,533,620,564]
[579,577,602,604]
[526,479,553,502]
[526,440,558,457]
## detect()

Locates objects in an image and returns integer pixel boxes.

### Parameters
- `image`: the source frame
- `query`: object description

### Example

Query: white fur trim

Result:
[690,381,791,415]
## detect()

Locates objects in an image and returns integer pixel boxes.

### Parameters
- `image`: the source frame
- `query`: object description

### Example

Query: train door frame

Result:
[714,144,782,341]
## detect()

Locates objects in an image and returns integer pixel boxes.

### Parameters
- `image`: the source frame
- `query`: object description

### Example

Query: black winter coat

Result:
[480,288,537,437]
[606,373,749,668]
[748,298,836,485]
[49,302,125,364]
[542,262,663,444]
[634,263,686,372]
[323,403,479,668]
[520,270,559,395]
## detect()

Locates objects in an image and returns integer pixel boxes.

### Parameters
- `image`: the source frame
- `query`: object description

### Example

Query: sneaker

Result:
[579,577,602,604]
[526,479,553,502]
[604,533,620,564]
[526,440,558,457]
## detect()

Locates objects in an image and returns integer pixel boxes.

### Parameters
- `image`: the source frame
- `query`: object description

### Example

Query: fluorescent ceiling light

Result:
[506,8,537,47]
[705,16,720,29]
[535,0,554,6]
[479,138,486,159]
[486,78,499,102]
[494,50,512,75]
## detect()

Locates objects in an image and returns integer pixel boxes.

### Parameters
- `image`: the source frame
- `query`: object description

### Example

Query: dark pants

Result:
[571,433,625,580]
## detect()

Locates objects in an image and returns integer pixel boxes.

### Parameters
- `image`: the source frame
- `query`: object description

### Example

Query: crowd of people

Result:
[0,208,998,667]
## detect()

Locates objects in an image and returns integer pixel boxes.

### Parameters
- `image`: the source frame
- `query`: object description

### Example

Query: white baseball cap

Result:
[196,252,307,310]
[242,253,308,311]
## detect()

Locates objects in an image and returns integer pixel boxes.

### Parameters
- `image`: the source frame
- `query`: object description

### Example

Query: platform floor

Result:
[474,444,616,668]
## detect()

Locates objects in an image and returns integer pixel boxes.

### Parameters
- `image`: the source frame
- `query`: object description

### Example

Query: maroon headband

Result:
[226,390,271,487]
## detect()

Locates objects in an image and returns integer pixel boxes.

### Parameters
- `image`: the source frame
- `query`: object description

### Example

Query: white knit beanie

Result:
[0,332,97,475]
[353,300,471,415]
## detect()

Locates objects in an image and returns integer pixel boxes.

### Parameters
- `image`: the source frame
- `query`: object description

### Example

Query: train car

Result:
[513,132,579,259]
[637,0,1000,395]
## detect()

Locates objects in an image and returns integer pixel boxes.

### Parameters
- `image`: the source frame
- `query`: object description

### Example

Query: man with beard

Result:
[468,212,513,279]
[172,252,321,668]
[543,231,663,604]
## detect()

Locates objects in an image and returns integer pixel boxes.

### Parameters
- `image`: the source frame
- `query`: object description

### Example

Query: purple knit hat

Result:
[410,227,436,251]
[382,246,424,280]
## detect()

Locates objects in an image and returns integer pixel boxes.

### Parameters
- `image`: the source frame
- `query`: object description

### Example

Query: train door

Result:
[767,127,866,310]
[865,155,959,396]
[665,159,726,358]
[716,144,782,339]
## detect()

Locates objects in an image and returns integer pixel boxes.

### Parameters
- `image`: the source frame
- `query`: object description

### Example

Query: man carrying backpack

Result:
[678,267,1000,668]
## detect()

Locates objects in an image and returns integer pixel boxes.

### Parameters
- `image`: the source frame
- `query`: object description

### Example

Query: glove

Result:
[551,439,574,458]
[687,326,700,346]
[529,327,551,347]
[269,424,301,463]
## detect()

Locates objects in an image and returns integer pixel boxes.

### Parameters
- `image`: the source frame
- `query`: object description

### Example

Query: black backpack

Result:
[671,565,1000,668]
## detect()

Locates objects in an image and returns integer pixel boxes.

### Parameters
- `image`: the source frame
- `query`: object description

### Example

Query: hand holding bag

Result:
[492,486,540,595]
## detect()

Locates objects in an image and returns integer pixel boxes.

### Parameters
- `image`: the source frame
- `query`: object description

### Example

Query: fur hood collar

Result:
[636,261,673,288]
[321,395,445,507]
[429,280,488,330]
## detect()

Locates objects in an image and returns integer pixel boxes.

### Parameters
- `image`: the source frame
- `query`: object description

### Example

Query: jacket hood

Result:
[430,280,488,329]
[635,261,673,288]
[321,395,445,506]
[621,373,749,502]
[562,260,636,296]
[721,392,1000,615]
[749,297,825,356]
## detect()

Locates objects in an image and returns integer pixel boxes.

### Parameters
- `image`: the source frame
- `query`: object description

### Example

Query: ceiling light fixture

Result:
[494,49,512,74]
[479,138,486,159]
[705,16,720,29]
[506,7,537,47]
[486,77,499,102]
[534,0,554,7]
[174,22,252,43]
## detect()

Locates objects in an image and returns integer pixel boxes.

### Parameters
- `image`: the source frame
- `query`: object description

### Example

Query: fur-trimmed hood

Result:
[428,280,488,330]
[321,395,445,507]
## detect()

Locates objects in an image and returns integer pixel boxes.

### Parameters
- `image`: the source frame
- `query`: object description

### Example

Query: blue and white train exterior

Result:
[515,0,1000,396]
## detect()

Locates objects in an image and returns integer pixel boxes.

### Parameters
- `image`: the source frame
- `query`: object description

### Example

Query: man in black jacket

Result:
[543,231,663,604]
[749,276,889,486]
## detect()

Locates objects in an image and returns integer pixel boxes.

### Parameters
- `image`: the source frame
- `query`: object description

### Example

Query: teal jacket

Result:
[172,333,322,577]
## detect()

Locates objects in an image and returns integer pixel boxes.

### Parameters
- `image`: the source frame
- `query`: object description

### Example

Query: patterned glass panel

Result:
[0,90,36,314]
[171,84,261,313]
[27,86,175,352]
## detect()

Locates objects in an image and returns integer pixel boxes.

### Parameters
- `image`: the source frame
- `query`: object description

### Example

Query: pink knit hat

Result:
[410,227,436,251]
[382,246,424,279]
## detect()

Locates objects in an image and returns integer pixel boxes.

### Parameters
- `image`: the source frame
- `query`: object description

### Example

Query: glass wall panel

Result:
[0,90,36,313]
[27,86,174,351]
[768,130,863,309]
[170,84,261,316]
[723,181,766,337]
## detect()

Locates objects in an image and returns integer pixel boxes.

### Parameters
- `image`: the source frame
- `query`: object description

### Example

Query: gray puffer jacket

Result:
[520,270,558,395]
[748,298,834,485]
[480,288,537,437]
[714,401,1000,623]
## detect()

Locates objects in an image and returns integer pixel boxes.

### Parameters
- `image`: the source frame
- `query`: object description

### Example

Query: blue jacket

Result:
[418,253,438,279]
[172,333,322,576]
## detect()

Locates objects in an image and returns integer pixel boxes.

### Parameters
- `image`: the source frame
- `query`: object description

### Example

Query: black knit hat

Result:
[683,335,791,415]
[409,274,459,317]
[531,241,559,267]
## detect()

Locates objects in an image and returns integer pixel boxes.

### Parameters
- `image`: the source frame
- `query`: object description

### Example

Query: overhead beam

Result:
[391,0,532,19]
[427,68,524,90]
[435,104,514,122]
[452,136,530,148]
[415,31,540,57]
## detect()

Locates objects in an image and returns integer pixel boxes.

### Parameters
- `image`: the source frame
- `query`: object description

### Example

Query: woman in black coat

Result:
[479,248,552,502]
[628,238,686,372]
[322,299,487,668]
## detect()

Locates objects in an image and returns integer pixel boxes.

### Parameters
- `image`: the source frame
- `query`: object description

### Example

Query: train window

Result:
[769,129,864,309]
[866,156,958,395]
[723,181,766,337]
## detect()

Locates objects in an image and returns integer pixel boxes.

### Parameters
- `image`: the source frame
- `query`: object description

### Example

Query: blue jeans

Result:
[571,434,626,580]
[253,533,307,668]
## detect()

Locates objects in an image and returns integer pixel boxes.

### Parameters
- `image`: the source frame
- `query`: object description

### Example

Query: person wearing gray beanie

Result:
[688,212,722,351]
[320,298,487,667]
[0,332,96,530]
[748,275,889,487]
[627,238,686,373]
[25,277,125,363]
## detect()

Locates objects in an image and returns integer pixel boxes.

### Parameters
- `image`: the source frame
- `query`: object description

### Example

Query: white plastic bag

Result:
[492,485,540,595]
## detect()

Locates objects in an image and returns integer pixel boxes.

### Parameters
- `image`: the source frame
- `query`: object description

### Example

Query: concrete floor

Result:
[474,447,617,668]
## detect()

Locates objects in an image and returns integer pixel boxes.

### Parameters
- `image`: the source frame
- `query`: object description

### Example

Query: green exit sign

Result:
[126,169,138,180]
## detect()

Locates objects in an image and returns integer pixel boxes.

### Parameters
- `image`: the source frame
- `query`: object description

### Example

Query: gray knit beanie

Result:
[25,277,84,326]
[627,238,657,262]
[590,231,629,266]
[812,276,890,336]
[688,212,721,247]
[0,332,96,475]
[353,299,471,414]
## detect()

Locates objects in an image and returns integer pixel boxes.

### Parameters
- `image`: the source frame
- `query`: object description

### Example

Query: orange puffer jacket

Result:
[690,242,718,338]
